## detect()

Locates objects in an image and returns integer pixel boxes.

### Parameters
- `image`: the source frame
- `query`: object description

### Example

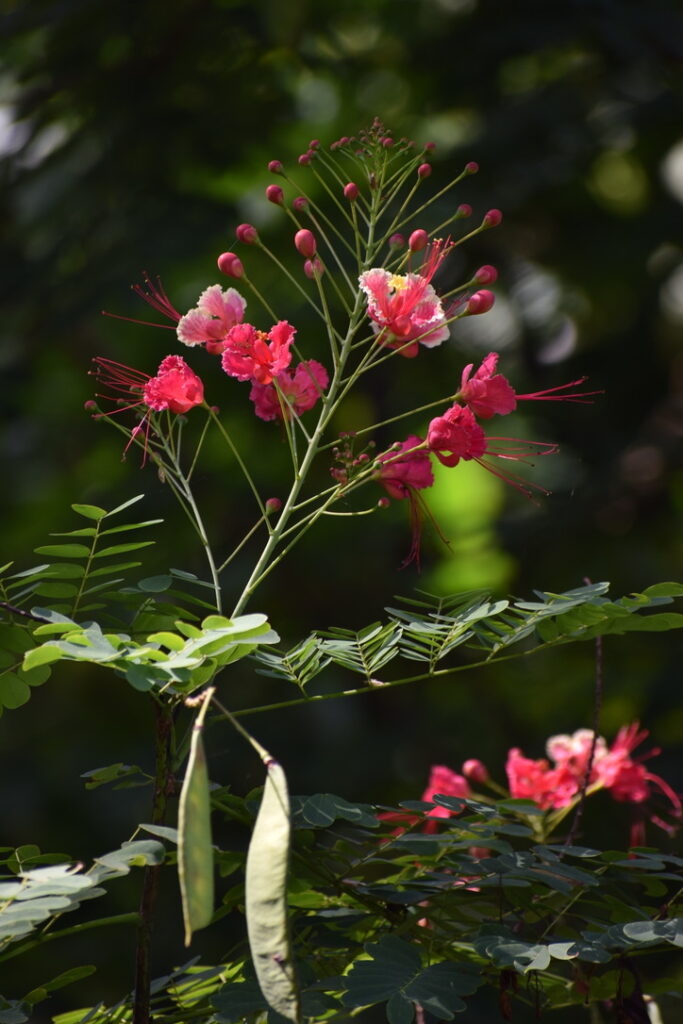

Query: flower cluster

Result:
[398,724,681,845]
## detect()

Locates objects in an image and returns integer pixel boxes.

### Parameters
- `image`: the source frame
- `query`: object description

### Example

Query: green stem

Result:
[0,913,140,964]
[133,699,175,1024]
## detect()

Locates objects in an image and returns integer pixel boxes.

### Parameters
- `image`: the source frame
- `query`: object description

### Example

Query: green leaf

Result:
[138,575,172,593]
[0,674,31,709]
[104,494,145,517]
[178,691,214,946]
[32,582,79,599]
[71,504,107,521]
[33,544,91,558]
[386,992,414,1024]
[245,756,299,1023]
[22,646,63,671]
[93,541,154,558]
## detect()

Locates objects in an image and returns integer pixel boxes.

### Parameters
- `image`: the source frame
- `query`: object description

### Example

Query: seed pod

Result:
[178,688,215,946]
[245,755,300,1023]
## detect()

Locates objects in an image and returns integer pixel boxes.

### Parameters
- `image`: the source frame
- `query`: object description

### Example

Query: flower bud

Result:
[210,405,220,415]
[236,222,258,245]
[424,141,436,152]
[456,203,472,219]
[294,228,317,258]
[309,139,320,150]
[266,184,284,205]
[84,399,97,412]
[417,163,432,178]
[217,252,244,278]
[298,152,311,166]
[465,160,479,175]
[377,496,391,509]
[304,257,324,279]
[474,264,498,284]
[482,208,503,228]
[292,195,308,212]
[344,182,359,201]
[268,160,283,174]
[389,232,405,249]
[408,229,429,252]
[462,759,489,785]
[382,137,394,148]
[466,289,495,315]
[265,497,282,515]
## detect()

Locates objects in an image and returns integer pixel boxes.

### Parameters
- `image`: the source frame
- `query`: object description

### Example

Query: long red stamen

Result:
[517,378,603,404]
[132,272,181,322]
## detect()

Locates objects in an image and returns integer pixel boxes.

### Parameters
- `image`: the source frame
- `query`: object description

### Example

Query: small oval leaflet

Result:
[245,756,300,1024]
[178,688,215,946]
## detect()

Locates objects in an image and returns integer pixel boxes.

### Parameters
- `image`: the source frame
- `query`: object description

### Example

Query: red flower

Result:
[375,436,435,568]
[595,723,682,828]
[427,404,558,499]
[249,360,329,421]
[221,320,295,385]
[506,748,580,811]
[91,355,204,461]
[456,352,602,420]
[421,765,470,833]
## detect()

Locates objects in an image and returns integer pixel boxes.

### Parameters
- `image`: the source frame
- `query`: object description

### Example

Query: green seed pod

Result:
[245,756,300,1023]
[178,689,215,946]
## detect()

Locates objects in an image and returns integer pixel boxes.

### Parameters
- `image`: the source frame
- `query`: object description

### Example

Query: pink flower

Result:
[506,748,579,811]
[249,360,329,421]
[457,352,602,420]
[176,284,247,355]
[545,728,607,784]
[594,724,682,826]
[375,436,434,500]
[375,436,435,568]
[358,240,452,358]
[421,765,470,833]
[221,320,295,386]
[143,355,205,413]
[91,355,204,461]
[378,764,470,836]
[427,403,559,498]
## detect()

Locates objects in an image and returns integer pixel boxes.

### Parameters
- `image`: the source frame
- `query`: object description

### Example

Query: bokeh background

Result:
[2,0,683,1017]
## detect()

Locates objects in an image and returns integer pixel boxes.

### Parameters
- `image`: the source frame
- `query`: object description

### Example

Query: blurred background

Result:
[2,0,683,1016]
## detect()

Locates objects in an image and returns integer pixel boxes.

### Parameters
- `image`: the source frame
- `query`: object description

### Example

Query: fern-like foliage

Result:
[251,582,683,692]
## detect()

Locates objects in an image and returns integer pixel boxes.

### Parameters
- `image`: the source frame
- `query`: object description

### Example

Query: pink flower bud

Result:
[304,257,324,278]
[339,136,350,145]
[456,203,472,219]
[84,399,97,412]
[309,139,320,150]
[292,196,308,212]
[483,208,503,228]
[474,264,498,284]
[298,152,311,166]
[268,160,283,174]
[409,229,429,252]
[382,137,394,148]
[466,289,495,315]
[210,405,220,415]
[389,232,405,249]
[418,163,432,178]
[217,252,244,278]
[294,228,317,258]
[266,184,284,205]
[344,182,359,201]
[462,759,489,785]
[236,222,258,245]
[465,160,479,175]
[265,497,282,514]
[424,141,436,152]
[377,496,391,509]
